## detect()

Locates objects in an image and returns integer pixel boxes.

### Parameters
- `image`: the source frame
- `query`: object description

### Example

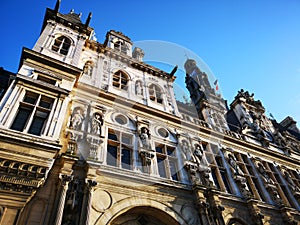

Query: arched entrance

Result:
[110,206,180,225]
[228,218,247,225]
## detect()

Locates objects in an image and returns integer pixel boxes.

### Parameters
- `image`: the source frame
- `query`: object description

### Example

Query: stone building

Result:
[0,1,300,225]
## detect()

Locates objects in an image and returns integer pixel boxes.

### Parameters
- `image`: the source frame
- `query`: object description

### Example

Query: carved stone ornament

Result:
[139,126,151,150]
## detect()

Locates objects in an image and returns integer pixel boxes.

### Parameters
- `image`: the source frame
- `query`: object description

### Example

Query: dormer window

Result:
[149,84,163,104]
[51,36,71,55]
[112,71,128,90]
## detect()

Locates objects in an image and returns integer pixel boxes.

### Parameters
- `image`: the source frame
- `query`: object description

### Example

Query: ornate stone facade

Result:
[0,1,300,225]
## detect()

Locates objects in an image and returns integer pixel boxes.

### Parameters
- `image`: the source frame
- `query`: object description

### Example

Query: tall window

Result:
[51,36,71,55]
[112,71,128,90]
[106,128,133,170]
[10,91,54,135]
[149,84,163,104]
[155,143,179,181]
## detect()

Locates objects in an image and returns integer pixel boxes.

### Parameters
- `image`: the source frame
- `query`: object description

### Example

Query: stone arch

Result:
[96,197,187,225]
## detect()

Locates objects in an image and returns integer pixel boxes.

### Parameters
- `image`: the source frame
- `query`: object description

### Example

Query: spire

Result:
[85,12,92,27]
[54,0,61,13]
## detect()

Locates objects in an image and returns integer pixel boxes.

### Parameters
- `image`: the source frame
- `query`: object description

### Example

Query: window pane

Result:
[169,160,179,181]
[39,96,53,109]
[108,132,118,141]
[28,114,47,135]
[220,170,231,193]
[121,148,131,170]
[155,146,163,153]
[107,145,118,167]
[23,92,38,104]
[211,169,221,189]
[157,157,167,178]
[122,134,132,145]
[167,146,175,156]
[11,107,32,131]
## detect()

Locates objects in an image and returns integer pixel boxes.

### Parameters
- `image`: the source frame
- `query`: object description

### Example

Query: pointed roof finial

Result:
[85,12,92,27]
[54,0,61,13]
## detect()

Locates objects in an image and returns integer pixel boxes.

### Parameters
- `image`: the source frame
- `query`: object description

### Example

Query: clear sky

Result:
[0,0,299,125]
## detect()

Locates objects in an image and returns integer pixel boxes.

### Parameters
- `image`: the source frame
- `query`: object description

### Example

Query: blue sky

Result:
[0,0,300,125]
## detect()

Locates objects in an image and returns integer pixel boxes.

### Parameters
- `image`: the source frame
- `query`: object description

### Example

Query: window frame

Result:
[149,84,163,104]
[10,91,54,136]
[155,143,179,181]
[112,71,129,90]
[51,35,71,56]
[106,128,134,170]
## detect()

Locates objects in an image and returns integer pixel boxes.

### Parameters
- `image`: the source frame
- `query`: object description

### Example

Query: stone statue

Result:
[91,113,103,136]
[228,154,244,176]
[135,81,143,96]
[181,140,192,161]
[192,144,208,167]
[71,108,84,130]
[83,61,93,76]
[257,163,274,185]
[139,127,151,149]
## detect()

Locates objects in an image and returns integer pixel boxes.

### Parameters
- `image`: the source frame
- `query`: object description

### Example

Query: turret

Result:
[184,58,229,131]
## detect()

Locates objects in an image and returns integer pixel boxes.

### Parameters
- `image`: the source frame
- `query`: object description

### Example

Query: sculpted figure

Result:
[228,154,244,176]
[71,108,84,130]
[139,127,151,149]
[257,163,274,185]
[135,81,143,96]
[181,140,192,161]
[91,113,103,136]
[193,144,210,170]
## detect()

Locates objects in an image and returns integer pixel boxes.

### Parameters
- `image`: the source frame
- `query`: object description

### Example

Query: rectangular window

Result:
[155,143,179,181]
[106,129,133,170]
[10,91,54,135]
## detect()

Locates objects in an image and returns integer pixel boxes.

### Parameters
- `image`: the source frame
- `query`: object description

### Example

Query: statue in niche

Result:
[83,61,93,76]
[71,108,84,130]
[227,153,251,198]
[139,127,151,150]
[257,162,281,203]
[91,113,103,136]
[228,154,244,176]
[257,163,275,185]
[135,81,143,96]
[192,144,211,185]
[181,140,192,161]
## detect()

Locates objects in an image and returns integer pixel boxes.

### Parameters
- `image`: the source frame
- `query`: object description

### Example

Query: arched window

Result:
[51,36,71,55]
[149,84,163,104]
[83,61,94,76]
[114,40,128,54]
[112,71,128,90]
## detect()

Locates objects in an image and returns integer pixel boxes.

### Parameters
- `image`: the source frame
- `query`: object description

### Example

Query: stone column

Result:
[53,174,72,225]
[79,180,97,225]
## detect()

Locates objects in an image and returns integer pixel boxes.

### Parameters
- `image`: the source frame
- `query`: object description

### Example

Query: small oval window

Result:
[115,114,127,125]
[158,128,168,138]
